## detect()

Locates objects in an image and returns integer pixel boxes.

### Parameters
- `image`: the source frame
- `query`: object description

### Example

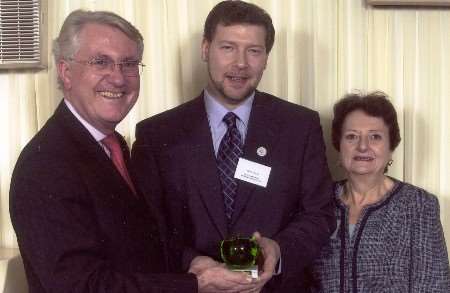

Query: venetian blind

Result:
[0,0,45,68]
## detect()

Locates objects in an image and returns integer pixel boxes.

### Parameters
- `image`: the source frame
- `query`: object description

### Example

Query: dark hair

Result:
[203,0,275,53]
[332,92,401,151]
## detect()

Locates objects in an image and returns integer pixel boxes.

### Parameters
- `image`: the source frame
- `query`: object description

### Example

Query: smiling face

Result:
[58,23,140,134]
[201,23,268,109]
[339,110,393,179]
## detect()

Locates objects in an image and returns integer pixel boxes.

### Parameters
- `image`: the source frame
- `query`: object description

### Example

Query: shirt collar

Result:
[64,99,107,142]
[203,89,254,128]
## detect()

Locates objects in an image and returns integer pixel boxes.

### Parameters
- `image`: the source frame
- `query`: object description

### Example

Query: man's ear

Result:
[57,59,73,90]
[201,39,210,62]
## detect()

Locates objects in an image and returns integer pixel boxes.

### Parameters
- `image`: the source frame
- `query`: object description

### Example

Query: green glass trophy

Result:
[220,236,260,279]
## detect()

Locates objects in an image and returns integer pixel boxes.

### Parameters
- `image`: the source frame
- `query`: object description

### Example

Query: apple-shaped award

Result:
[220,236,260,278]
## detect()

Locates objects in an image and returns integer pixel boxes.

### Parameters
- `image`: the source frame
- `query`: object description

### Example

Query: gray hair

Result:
[53,9,144,88]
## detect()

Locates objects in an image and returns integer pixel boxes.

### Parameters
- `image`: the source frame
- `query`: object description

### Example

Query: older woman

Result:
[310,92,450,292]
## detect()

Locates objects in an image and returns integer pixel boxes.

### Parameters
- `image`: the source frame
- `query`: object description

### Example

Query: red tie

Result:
[102,134,137,196]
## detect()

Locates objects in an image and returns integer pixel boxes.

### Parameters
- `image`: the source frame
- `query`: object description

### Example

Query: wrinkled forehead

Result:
[75,23,140,59]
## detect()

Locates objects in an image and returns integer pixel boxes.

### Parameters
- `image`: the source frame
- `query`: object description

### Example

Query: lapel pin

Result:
[256,146,267,157]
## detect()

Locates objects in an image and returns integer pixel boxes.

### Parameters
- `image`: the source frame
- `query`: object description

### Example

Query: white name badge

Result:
[234,158,271,188]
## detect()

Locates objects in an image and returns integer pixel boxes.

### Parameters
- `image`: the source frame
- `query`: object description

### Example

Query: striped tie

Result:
[217,112,243,222]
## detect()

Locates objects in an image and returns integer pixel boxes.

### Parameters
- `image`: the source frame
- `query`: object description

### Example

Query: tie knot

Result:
[102,134,121,153]
[223,112,238,128]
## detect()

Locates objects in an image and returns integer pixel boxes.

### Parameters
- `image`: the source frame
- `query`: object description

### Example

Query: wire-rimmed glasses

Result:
[69,57,145,77]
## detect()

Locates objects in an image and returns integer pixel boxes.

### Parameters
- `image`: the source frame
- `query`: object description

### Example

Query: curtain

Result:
[0,0,448,256]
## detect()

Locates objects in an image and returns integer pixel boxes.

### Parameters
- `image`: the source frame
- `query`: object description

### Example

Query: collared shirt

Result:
[64,99,110,156]
[203,90,283,275]
[203,89,254,156]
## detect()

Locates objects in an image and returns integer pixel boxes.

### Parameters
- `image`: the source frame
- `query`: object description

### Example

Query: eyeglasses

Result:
[69,57,145,77]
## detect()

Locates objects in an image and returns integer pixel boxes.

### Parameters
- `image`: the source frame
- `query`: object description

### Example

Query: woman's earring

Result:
[387,159,393,166]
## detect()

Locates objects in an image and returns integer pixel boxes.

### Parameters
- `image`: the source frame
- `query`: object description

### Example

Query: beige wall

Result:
[0,0,448,257]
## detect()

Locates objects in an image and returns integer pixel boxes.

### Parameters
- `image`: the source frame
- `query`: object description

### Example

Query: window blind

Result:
[0,0,45,68]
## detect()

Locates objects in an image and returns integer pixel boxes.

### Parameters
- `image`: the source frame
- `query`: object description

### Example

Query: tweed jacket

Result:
[310,178,450,293]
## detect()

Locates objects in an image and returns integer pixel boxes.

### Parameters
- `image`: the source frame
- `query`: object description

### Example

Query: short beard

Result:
[207,71,255,105]
[219,84,255,104]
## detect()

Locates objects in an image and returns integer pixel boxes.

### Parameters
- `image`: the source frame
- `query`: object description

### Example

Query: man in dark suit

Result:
[132,1,335,292]
[9,9,202,292]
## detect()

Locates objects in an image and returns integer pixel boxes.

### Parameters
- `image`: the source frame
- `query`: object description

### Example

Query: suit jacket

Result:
[9,102,197,293]
[132,91,335,292]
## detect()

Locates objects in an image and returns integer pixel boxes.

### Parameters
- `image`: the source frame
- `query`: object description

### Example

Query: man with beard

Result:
[132,1,335,292]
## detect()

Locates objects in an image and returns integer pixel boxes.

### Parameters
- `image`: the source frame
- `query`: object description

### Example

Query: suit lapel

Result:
[183,95,228,239]
[230,92,280,227]
[180,92,281,235]
[55,102,137,199]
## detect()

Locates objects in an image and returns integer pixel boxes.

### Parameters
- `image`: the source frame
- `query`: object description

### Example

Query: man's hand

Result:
[188,232,281,293]
[246,231,281,293]
[189,255,256,293]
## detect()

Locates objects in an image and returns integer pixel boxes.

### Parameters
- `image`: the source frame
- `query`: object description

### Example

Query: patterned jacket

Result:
[310,179,450,292]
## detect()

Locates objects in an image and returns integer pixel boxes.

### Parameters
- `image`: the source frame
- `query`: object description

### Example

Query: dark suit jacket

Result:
[132,91,335,292]
[9,102,197,293]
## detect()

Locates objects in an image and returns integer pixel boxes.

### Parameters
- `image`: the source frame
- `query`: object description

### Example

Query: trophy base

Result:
[228,265,259,279]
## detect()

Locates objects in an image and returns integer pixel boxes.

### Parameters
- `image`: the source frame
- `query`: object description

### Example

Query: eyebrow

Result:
[344,129,386,133]
[216,40,265,48]
[89,54,140,61]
